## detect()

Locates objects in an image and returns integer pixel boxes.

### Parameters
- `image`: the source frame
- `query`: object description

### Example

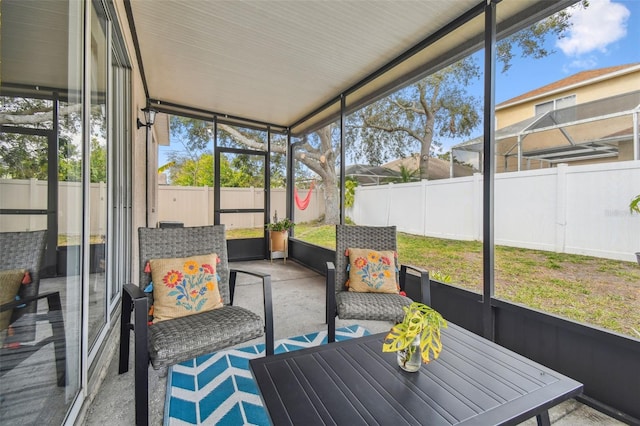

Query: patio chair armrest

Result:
[326,262,336,298]
[119,283,149,376]
[121,283,148,331]
[0,290,62,312]
[228,268,270,305]
[230,268,269,280]
[123,283,146,301]
[399,264,431,306]
[326,262,336,292]
[229,268,274,356]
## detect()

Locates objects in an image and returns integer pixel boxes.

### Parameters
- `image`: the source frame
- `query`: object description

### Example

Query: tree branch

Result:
[362,116,422,142]
[0,104,82,125]
[391,99,422,115]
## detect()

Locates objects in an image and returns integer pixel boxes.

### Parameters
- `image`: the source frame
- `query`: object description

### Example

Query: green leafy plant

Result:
[344,178,358,208]
[430,270,451,283]
[382,302,448,366]
[398,165,419,183]
[630,194,640,214]
[265,217,295,232]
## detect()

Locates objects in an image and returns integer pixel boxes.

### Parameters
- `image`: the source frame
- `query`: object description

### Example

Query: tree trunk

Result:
[316,126,340,224]
[416,80,440,181]
[323,174,340,224]
[419,153,430,180]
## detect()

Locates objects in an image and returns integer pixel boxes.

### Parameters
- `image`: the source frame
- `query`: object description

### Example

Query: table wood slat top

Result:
[250,323,583,426]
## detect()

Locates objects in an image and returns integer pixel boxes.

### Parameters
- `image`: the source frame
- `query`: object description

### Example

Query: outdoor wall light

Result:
[137,107,157,129]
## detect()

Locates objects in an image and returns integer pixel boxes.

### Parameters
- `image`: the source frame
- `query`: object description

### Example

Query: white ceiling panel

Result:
[2,0,572,133]
[130,0,479,127]
[1,1,75,91]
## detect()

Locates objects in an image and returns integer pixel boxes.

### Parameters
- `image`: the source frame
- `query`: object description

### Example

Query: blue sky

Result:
[435,0,640,154]
[495,0,639,105]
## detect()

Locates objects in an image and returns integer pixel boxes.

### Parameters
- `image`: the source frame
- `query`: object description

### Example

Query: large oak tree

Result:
[1,2,586,224]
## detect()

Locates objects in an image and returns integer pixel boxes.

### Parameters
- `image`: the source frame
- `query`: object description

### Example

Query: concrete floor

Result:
[82,260,625,425]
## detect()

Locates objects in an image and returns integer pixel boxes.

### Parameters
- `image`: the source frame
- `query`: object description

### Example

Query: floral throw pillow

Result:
[149,253,223,323]
[346,248,399,294]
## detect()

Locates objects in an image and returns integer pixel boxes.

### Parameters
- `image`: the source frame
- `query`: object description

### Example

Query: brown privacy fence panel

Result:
[158,186,324,228]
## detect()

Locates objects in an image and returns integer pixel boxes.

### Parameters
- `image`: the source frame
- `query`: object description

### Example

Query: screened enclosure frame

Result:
[451,90,640,173]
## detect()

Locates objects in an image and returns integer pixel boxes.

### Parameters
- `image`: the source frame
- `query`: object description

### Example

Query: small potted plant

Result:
[265,216,295,233]
[382,302,447,372]
[265,215,295,257]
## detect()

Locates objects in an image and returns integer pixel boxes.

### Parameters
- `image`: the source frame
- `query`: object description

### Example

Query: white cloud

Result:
[556,0,630,57]
[562,56,598,73]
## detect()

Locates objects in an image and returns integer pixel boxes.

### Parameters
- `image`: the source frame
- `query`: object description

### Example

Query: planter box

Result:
[269,231,288,262]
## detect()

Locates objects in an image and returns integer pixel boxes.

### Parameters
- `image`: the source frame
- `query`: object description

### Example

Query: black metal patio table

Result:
[249,322,583,425]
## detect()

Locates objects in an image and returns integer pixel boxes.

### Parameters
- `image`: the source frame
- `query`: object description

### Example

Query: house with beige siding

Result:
[453,63,640,172]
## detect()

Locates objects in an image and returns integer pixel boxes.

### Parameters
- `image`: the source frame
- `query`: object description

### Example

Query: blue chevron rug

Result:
[164,325,370,425]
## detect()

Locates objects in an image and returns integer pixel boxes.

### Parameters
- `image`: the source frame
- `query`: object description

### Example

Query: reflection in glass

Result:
[0,0,84,422]
[110,62,131,302]
[88,2,108,349]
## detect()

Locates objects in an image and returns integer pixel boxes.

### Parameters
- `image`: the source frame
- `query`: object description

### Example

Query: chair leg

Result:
[229,270,238,305]
[326,264,336,343]
[328,311,336,343]
[134,296,149,426]
[263,275,274,356]
[536,411,551,426]
[119,290,133,374]
[47,292,67,387]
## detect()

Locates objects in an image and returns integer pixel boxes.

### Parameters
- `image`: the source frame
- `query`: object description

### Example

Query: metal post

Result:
[286,132,294,234]
[266,126,272,256]
[634,112,638,160]
[482,0,497,341]
[213,117,220,225]
[144,119,150,228]
[340,94,346,224]
[517,135,522,172]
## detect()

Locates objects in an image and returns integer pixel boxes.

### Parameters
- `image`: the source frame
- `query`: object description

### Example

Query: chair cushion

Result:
[336,291,411,322]
[149,253,223,323]
[0,269,27,330]
[148,305,264,369]
[346,248,399,294]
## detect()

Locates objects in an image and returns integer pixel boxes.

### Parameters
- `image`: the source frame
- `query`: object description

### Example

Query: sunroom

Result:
[1,0,639,425]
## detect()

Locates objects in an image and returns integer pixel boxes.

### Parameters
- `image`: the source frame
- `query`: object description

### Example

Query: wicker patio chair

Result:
[0,230,66,386]
[119,225,274,426]
[326,225,431,343]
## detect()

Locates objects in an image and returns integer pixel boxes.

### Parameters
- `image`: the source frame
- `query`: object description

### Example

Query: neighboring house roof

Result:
[345,164,401,186]
[382,154,474,180]
[345,155,474,185]
[497,63,640,109]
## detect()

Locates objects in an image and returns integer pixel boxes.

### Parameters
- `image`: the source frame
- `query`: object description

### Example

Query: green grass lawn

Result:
[292,224,640,338]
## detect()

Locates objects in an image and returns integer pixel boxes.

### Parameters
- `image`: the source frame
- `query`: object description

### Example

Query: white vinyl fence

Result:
[0,179,104,237]
[350,161,640,262]
[4,162,638,261]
